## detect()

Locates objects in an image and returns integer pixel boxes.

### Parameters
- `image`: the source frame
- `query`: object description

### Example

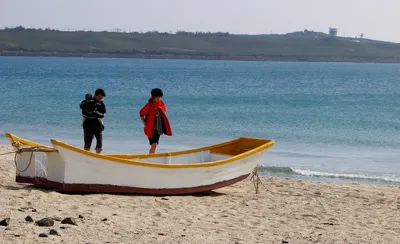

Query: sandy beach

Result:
[0,145,399,244]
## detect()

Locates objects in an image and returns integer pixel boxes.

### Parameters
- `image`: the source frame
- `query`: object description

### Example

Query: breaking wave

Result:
[258,166,400,184]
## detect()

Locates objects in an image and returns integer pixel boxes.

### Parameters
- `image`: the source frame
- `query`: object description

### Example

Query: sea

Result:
[1,56,400,186]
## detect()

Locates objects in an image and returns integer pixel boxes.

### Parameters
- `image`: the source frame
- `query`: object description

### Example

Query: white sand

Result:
[0,145,399,244]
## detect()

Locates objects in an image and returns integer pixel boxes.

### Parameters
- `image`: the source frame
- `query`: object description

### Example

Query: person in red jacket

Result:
[139,88,172,154]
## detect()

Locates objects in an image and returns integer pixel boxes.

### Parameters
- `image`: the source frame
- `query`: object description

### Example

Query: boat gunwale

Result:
[5,133,260,159]
[5,132,237,158]
[51,138,274,169]
[5,133,53,149]
[4,132,274,169]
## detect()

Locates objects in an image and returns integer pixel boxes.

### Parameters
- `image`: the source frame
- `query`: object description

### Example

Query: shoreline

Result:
[2,51,400,64]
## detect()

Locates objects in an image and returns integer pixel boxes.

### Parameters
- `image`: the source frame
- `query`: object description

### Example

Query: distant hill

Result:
[1,27,400,63]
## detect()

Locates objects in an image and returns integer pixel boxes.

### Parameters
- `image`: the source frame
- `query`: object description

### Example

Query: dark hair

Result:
[95,88,106,97]
[85,93,92,100]
[151,88,163,98]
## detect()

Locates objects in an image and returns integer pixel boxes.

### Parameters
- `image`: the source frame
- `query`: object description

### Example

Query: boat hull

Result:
[17,174,250,195]
[50,144,264,195]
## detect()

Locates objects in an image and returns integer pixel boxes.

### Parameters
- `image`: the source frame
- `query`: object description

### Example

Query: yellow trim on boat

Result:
[50,138,274,169]
[5,133,52,149]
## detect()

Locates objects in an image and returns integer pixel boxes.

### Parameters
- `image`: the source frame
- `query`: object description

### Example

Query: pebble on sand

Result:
[0,218,10,227]
[35,218,54,227]
[61,217,77,226]
[49,229,60,236]
[39,233,48,238]
[25,216,34,222]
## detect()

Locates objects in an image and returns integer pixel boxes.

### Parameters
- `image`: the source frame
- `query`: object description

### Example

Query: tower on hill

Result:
[329,28,338,36]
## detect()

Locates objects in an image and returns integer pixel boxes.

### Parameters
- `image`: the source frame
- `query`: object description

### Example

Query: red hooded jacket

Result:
[139,98,172,138]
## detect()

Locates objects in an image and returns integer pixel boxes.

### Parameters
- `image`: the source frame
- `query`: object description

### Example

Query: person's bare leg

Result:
[149,143,157,154]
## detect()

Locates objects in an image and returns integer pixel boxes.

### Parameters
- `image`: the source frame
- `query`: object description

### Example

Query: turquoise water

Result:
[1,56,400,185]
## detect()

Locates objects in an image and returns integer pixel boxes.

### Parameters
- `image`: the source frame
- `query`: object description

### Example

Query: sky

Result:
[1,0,400,42]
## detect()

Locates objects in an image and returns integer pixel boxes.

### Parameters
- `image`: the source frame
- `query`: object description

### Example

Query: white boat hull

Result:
[48,145,264,194]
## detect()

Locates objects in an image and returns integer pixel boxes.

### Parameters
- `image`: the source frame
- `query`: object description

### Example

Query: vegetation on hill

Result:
[1,26,400,62]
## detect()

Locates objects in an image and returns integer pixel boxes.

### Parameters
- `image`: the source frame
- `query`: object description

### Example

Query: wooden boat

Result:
[5,133,274,195]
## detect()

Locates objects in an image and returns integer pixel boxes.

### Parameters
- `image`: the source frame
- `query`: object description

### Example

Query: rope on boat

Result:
[14,146,58,173]
[14,149,34,173]
[0,150,18,156]
[0,140,58,173]
[250,165,268,194]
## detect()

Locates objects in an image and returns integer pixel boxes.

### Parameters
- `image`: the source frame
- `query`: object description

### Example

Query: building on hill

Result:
[329,28,338,36]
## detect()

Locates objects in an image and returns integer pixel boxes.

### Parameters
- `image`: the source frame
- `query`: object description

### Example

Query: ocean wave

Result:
[258,166,400,184]
[258,166,296,174]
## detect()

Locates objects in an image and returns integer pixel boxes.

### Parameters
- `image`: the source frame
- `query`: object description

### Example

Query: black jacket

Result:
[80,99,106,131]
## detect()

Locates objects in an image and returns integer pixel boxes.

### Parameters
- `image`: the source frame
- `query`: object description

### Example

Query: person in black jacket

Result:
[80,88,106,153]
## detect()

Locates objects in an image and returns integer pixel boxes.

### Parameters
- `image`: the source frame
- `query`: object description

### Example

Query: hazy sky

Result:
[1,0,400,42]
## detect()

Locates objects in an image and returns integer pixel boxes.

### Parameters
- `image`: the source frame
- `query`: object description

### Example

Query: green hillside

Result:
[1,27,400,62]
